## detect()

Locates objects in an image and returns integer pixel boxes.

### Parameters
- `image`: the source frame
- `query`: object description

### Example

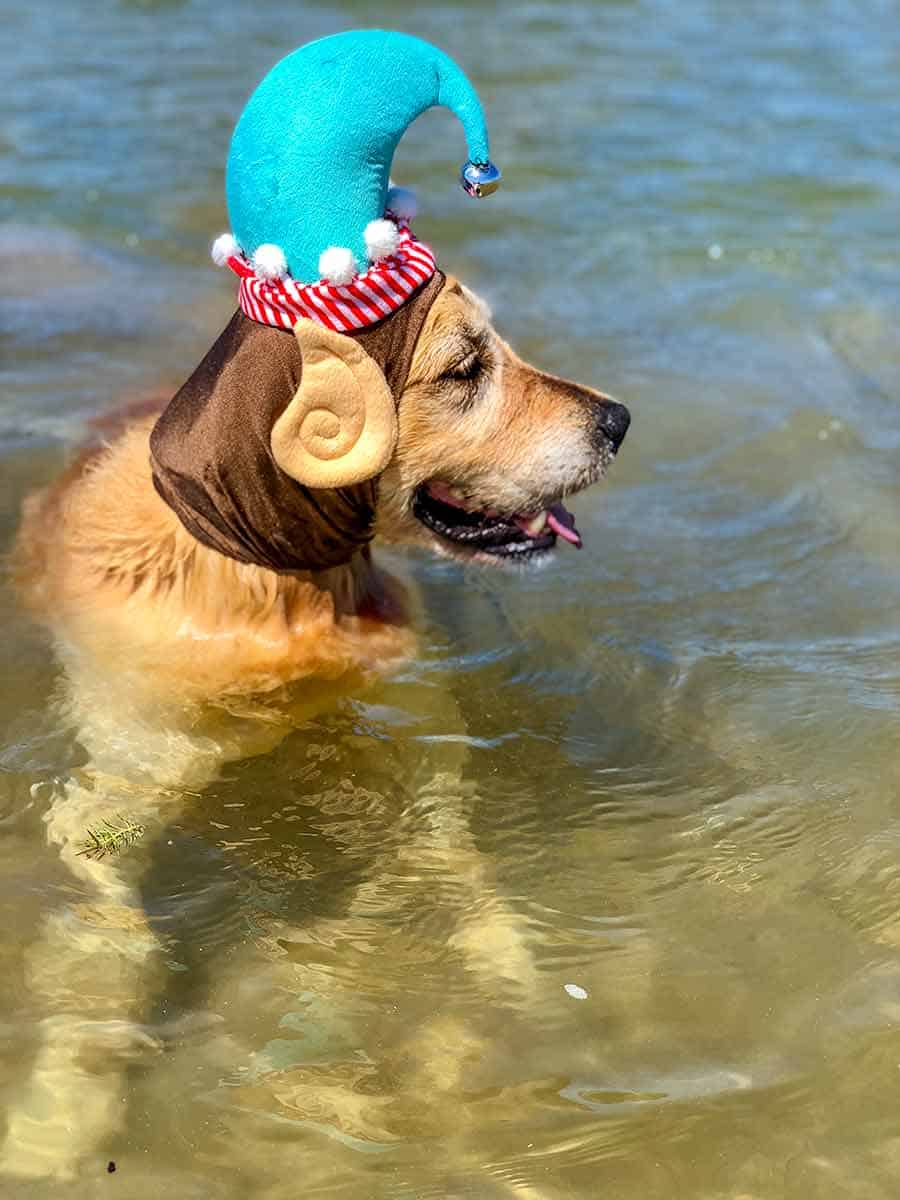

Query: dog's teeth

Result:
[523,511,548,536]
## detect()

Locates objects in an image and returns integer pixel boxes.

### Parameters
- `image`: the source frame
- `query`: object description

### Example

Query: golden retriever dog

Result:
[3,275,629,1184]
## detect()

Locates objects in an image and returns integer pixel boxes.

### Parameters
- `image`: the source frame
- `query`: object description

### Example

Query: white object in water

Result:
[564,983,588,1000]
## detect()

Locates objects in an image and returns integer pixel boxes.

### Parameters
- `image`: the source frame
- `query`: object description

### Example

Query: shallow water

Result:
[2,0,900,1195]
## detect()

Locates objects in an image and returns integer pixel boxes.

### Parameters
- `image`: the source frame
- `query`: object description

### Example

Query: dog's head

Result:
[272,275,629,568]
[377,276,629,564]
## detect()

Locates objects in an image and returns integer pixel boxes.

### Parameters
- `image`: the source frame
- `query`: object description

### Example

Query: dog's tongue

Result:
[546,503,582,548]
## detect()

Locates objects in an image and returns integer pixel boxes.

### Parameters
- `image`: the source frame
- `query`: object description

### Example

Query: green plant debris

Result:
[77,814,146,860]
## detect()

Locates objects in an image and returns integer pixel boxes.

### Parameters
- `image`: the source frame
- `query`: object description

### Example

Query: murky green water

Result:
[3,0,900,1195]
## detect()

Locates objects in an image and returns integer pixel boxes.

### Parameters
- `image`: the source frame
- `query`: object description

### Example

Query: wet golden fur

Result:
[14,276,617,705]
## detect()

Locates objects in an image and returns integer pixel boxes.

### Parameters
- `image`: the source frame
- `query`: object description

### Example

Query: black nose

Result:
[594,401,630,452]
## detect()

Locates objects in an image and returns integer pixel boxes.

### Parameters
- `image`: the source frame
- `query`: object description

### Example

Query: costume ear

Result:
[271,319,398,488]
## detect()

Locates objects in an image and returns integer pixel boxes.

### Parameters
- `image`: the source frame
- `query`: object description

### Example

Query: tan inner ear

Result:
[271,319,398,489]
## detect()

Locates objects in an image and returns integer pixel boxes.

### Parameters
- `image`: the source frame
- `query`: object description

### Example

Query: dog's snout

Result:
[594,401,630,452]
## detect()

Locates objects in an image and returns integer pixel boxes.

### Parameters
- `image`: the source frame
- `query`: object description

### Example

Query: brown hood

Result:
[150,272,444,573]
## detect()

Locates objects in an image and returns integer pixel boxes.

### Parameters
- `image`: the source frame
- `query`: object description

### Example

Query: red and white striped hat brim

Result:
[217,219,437,334]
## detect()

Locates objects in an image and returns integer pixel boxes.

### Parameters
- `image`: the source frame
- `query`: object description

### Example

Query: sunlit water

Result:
[2,0,900,1196]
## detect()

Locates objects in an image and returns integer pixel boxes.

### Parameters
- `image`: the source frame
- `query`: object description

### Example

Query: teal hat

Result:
[220,30,501,285]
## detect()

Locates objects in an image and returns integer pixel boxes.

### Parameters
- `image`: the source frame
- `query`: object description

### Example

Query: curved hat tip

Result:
[429,40,501,199]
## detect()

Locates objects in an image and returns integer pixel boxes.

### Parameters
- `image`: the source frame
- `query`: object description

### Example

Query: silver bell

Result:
[460,159,502,198]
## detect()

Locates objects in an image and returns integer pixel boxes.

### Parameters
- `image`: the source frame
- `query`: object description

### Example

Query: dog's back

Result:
[14,407,412,705]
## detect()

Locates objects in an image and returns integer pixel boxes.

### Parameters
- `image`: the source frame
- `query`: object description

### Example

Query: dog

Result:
[3,274,629,1182]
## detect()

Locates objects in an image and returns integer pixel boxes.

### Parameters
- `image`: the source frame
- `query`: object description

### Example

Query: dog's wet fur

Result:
[4,275,628,1184]
[15,277,627,701]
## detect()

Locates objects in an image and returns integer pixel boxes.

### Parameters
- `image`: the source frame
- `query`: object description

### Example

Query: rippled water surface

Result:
[3,1,900,1196]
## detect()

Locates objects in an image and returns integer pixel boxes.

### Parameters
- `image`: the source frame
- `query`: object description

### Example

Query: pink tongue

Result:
[546,503,583,548]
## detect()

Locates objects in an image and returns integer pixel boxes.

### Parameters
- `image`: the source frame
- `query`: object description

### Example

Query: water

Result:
[2,0,900,1195]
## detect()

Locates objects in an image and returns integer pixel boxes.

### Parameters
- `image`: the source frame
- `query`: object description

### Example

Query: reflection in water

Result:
[3,0,900,1195]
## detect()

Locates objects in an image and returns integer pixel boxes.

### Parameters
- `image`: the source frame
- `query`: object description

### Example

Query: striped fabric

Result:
[224,221,437,333]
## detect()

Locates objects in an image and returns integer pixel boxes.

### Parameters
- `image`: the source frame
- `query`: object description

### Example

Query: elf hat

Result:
[211,30,500,332]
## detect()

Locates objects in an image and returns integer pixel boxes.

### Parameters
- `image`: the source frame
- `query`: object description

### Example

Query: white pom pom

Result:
[252,243,288,281]
[364,218,400,263]
[385,186,417,221]
[211,233,239,267]
[318,245,358,286]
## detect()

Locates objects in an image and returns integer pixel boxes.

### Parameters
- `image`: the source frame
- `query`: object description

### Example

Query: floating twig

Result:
[77,814,146,860]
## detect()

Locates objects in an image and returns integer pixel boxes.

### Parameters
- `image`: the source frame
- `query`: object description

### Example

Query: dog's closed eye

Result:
[441,330,492,389]
[444,351,483,382]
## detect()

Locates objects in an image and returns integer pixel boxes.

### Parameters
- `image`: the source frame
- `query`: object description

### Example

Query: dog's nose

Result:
[595,401,631,452]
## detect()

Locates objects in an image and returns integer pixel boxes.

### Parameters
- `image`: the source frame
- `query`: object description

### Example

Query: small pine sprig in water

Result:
[77,814,146,860]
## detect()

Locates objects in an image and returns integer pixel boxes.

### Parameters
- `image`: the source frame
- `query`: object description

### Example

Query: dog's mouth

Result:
[412,480,583,560]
